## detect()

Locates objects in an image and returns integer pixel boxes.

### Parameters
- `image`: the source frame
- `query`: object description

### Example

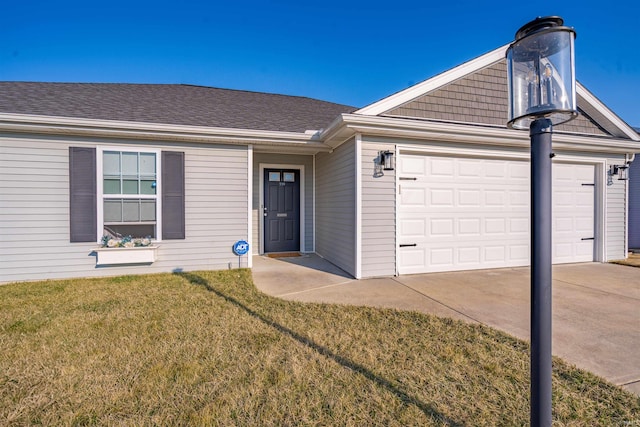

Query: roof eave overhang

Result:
[353,43,639,143]
[0,113,332,154]
[322,114,640,155]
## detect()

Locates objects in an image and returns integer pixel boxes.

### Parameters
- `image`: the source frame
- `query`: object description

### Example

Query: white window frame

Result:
[96,146,163,242]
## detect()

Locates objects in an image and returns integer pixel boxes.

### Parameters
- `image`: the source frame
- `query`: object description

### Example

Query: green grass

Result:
[1,270,638,426]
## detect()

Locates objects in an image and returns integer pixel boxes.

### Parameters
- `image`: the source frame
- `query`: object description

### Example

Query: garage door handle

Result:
[581,237,594,241]
[399,177,417,180]
[399,243,417,247]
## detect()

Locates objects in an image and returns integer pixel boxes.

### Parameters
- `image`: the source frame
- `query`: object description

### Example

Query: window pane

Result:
[283,172,295,182]
[140,179,156,195]
[103,178,121,194]
[122,152,138,176]
[104,200,122,222]
[269,172,280,182]
[140,153,156,175]
[103,151,120,176]
[123,200,140,222]
[122,179,139,194]
[140,200,156,221]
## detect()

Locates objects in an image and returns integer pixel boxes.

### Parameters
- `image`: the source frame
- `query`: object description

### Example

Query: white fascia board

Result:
[576,84,640,141]
[333,114,640,154]
[0,113,332,153]
[355,45,509,116]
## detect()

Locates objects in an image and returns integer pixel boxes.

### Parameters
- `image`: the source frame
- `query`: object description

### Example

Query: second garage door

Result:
[397,153,595,275]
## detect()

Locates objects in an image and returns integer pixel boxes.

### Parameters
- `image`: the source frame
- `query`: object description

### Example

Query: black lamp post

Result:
[506,16,578,427]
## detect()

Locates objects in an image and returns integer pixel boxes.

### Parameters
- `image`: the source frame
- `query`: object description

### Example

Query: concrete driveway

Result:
[252,254,640,396]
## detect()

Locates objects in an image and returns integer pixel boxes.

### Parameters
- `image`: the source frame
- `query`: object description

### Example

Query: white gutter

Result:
[0,113,332,153]
[321,114,640,155]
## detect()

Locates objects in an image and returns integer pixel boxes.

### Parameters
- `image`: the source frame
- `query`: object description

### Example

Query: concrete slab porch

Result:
[252,254,640,396]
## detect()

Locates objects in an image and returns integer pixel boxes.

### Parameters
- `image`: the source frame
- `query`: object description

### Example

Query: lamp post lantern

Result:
[506,16,577,427]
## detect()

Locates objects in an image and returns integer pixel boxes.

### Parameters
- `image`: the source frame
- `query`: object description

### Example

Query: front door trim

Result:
[259,163,305,254]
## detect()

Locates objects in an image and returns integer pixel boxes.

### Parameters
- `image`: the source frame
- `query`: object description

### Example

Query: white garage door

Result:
[397,154,595,275]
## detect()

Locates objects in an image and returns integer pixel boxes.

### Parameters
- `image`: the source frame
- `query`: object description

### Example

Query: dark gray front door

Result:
[264,169,300,253]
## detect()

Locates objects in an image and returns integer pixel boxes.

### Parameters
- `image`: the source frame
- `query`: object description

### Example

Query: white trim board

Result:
[355,133,362,279]
[247,145,253,267]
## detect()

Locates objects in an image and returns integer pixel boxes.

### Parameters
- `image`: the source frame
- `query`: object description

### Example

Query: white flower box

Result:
[95,246,159,266]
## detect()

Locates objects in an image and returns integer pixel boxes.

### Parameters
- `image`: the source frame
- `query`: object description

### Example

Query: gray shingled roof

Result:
[0,82,356,133]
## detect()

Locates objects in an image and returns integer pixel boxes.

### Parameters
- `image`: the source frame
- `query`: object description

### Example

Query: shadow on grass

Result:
[175,271,462,426]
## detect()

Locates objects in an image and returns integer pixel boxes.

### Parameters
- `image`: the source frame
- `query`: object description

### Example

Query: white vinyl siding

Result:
[629,160,640,249]
[252,153,313,253]
[360,141,396,277]
[606,157,628,260]
[315,138,356,277]
[0,134,249,283]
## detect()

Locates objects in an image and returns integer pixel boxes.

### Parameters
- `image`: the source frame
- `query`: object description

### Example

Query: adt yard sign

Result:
[233,240,250,256]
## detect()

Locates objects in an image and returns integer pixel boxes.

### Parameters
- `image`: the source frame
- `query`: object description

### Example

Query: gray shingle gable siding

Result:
[0,82,356,133]
[384,60,609,136]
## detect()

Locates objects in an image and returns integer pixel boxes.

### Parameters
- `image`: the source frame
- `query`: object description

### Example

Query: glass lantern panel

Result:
[507,28,576,129]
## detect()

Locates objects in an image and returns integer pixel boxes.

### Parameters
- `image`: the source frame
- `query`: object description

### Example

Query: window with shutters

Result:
[98,147,162,240]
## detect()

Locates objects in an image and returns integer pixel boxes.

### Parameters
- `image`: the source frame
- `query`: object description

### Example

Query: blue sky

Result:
[2,1,639,126]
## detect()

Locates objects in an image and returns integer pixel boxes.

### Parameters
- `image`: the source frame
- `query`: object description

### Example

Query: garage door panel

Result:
[510,217,529,234]
[399,156,428,176]
[398,154,595,274]
[459,247,481,263]
[431,158,455,176]
[459,218,481,235]
[400,187,427,207]
[430,188,455,206]
[399,218,426,239]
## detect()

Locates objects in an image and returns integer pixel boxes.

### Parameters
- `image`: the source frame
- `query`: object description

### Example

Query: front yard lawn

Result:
[1,270,638,425]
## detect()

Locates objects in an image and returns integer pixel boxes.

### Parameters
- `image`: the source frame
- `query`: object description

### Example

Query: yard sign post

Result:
[506,16,578,427]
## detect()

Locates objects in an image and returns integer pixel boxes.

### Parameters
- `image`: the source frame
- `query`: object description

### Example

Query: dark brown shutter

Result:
[162,151,185,239]
[69,147,97,242]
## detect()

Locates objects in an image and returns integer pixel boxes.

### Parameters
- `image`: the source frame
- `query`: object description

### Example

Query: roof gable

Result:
[357,45,639,141]
[0,82,356,134]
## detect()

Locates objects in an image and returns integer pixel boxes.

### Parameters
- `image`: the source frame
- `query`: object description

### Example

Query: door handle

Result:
[263,207,268,217]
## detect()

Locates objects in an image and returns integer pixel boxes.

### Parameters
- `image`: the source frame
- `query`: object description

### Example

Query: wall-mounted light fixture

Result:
[609,164,629,182]
[379,150,395,171]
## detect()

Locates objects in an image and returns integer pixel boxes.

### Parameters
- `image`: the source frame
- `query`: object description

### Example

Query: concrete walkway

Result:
[252,254,640,396]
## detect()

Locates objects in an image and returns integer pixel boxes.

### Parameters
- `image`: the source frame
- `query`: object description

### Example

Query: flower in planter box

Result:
[101,235,153,248]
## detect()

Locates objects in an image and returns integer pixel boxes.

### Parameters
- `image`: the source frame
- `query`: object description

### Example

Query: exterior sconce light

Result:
[380,150,395,171]
[506,16,578,427]
[609,164,629,183]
